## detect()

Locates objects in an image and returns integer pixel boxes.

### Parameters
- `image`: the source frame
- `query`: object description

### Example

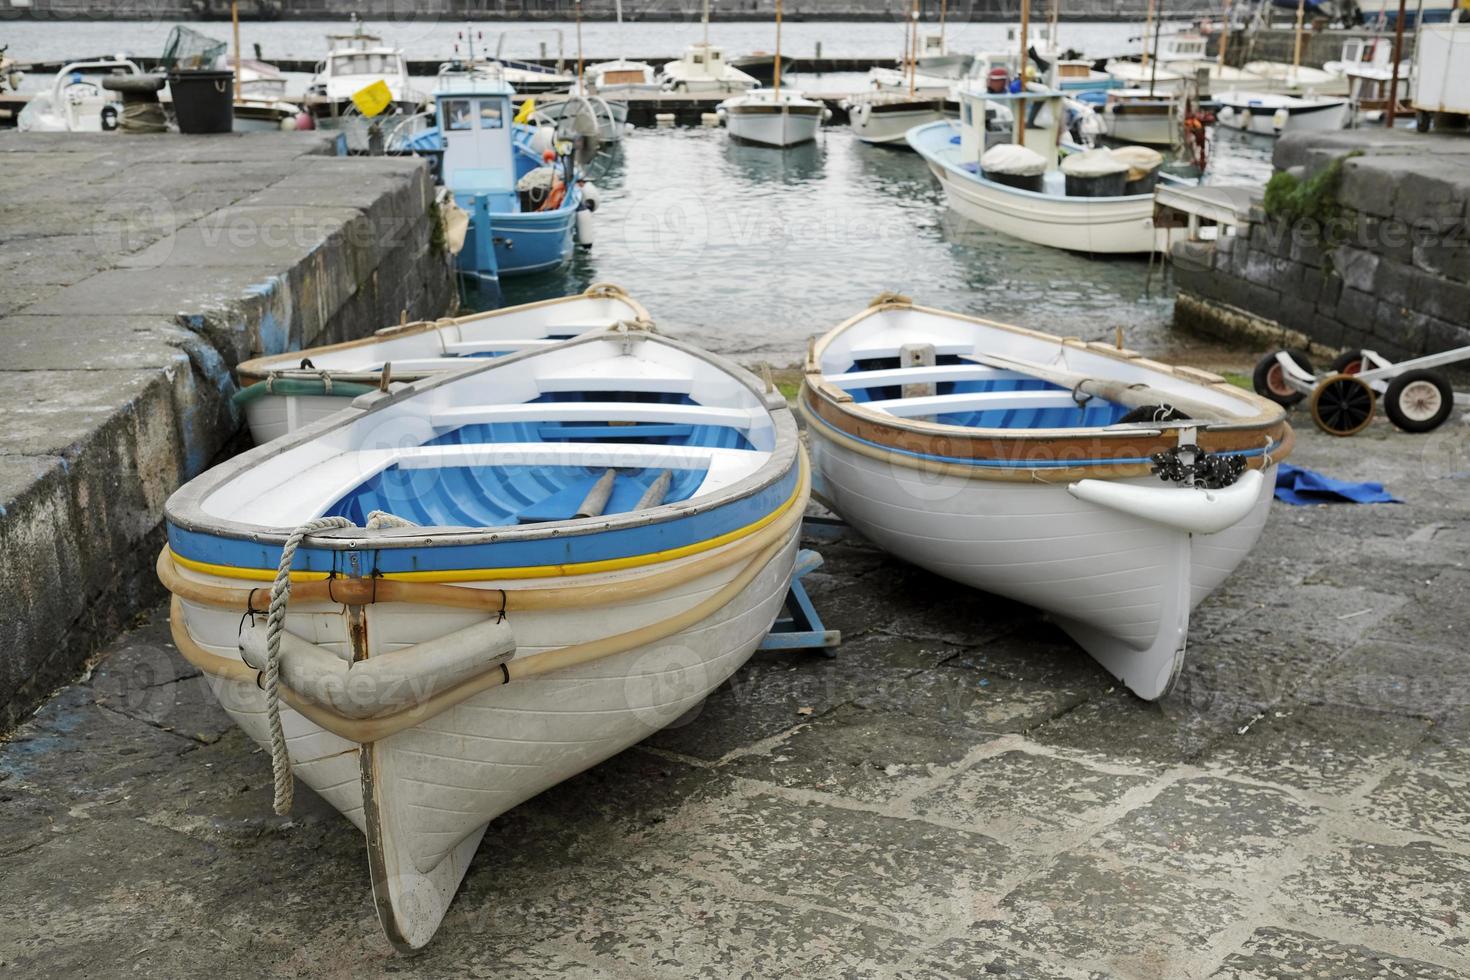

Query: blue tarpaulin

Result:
[1274,464,1402,506]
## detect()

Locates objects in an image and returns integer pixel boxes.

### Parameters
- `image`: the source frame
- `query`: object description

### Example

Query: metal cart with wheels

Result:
[1253,346,1469,436]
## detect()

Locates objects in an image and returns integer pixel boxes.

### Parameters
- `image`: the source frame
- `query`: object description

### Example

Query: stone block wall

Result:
[1172,130,1470,365]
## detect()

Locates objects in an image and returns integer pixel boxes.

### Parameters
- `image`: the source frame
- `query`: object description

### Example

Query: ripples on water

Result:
[8,20,1279,365]
[501,122,1276,366]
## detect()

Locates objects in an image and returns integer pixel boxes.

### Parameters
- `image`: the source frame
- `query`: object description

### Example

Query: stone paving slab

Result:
[0,409,1467,977]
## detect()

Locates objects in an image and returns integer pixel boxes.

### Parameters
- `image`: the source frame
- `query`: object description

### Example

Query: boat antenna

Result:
[940,0,948,47]
[231,0,242,103]
[774,0,783,93]
[703,0,710,50]
[1387,0,1408,126]
[909,0,920,97]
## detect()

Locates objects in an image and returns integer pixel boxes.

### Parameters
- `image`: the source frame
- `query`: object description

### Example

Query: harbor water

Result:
[499,121,1274,366]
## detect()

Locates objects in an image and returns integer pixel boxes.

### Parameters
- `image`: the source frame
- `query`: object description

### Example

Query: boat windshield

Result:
[332,52,400,76]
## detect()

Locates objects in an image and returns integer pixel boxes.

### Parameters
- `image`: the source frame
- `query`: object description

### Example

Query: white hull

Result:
[666,73,760,93]
[178,532,798,947]
[724,105,823,146]
[807,434,1275,700]
[1101,107,1178,147]
[849,101,947,145]
[919,155,1171,254]
[1215,93,1351,136]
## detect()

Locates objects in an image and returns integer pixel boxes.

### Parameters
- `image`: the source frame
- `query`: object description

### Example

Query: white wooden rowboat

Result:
[233,284,648,444]
[161,324,805,949]
[801,296,1293,700]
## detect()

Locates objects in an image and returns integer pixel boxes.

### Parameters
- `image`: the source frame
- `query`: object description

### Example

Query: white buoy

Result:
[655,112,676,127]
[576,209,595,248]
[580,179,601,211]
[701,111,721,127]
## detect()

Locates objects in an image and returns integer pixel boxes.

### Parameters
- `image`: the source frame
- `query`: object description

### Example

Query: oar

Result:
[967,351,1227,421]
[574,469,617,518]
[635,469,673,510]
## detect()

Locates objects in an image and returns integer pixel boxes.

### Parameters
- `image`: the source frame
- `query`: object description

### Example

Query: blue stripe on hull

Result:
[165,462,798,576]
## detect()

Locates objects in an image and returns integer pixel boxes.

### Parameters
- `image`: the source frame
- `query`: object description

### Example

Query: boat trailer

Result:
[1253,345,1470,437]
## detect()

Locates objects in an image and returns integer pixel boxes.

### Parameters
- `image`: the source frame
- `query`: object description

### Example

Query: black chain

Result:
[1150,445,1246,489]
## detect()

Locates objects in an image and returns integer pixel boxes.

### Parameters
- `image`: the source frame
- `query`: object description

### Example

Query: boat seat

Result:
[863,389,1083,418]
[537,423,696,439]
[430,402,759,430]
[441,339,565,356]
[846,342,971,361]
[827,364,1031,390]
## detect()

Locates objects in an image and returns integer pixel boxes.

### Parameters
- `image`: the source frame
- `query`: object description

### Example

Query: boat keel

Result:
[363,737,486,952]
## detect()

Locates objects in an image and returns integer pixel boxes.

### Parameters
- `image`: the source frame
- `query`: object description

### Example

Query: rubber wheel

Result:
[1383,369,1455,433]
[1330,349,1366,375]
[1310,373,1376,436]
[1252,349,1314,407]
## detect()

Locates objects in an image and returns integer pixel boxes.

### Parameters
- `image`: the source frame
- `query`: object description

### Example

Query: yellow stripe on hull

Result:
[165,462,805,585]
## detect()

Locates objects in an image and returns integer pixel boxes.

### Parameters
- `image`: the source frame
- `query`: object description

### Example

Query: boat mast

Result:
[1148,0,1162,96]
[616,0,625,64]
[231,0,242,102]
[1217,0,1232,69]
[1049,0,1059,57]
[703,0,710,50]
[940,0,949,48]
[909,0,920,96]
[1141,0,1155,67]
[1387,0,1407,126]
[1015,0,1030,143]
[575,0,584,87]
[774,0,783,93]
[1291,0,1306,75]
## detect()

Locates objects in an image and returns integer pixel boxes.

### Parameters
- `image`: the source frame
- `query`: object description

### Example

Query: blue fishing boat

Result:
[426,70,590,300]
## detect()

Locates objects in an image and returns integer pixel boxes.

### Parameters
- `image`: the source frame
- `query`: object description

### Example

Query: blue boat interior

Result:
[323,390,754,528]
[845,355,1129,429]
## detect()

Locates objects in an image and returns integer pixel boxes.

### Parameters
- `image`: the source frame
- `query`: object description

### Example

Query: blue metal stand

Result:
[759,549,841,657]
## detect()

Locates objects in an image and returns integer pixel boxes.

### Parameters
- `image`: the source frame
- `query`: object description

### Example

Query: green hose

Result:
[231,377,377,408]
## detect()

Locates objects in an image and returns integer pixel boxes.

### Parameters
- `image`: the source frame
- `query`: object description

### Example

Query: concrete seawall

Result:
[0,132,456,731]
[1172,130,1470,368]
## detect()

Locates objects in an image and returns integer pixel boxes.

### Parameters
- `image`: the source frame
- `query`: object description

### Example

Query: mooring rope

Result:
[264,515,354,815]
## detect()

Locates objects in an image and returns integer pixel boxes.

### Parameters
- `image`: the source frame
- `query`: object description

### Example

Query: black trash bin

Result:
[168,69,234,134]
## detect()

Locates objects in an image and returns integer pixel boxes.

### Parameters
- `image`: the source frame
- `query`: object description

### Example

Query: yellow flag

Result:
[514,97,536,124]
[351,80,393,118]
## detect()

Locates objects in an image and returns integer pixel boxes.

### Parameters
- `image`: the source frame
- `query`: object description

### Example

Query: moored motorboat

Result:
[845,90,949,145]
[159,324,807,949]
[800,296,1293,700]
[233,284,649,443]
[906,85,1183,254]
[1214,90,1351,136]
[718,0,824,148]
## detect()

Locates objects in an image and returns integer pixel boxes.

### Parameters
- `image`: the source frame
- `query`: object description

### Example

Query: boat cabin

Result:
[435,76,520,209]
[1156,33,1209,62]
[955,85,1065,168]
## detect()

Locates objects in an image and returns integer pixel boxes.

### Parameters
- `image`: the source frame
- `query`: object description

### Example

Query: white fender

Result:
[240,616,516,721]
[576,208,595,247]
[1066,469,1264,536]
